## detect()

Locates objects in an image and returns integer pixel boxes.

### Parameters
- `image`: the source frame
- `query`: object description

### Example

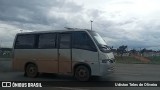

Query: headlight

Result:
[101,59,110,63]
[101,59,114,63]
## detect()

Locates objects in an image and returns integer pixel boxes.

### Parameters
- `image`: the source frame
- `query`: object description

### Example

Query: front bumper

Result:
[100,61,115,76]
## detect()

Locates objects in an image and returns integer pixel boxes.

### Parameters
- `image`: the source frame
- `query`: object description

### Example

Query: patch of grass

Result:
[147,56,160,64]
[115,56,146,64]
[115,56,160,64]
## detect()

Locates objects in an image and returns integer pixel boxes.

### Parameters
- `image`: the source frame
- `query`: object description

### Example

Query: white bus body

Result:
[12,29,115,81]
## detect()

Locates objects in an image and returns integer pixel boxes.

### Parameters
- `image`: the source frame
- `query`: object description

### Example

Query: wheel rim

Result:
[78,69,87,78]
[26,64,37,77]
[75,66,90,81]
[28,67,36,74]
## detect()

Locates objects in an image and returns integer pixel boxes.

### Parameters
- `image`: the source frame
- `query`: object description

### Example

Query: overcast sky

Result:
[0,0,160,50]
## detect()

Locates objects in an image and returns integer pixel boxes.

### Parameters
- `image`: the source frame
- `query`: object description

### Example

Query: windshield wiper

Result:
[102,45,112,49]
[99,45,112,52]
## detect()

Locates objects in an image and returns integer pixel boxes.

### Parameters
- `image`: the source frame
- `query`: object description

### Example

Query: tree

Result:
[140,48,146,56]
[130,49,137,55]
[117,45,127,57]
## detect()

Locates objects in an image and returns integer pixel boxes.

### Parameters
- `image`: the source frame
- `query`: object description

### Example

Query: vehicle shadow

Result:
[36,73,115,87]
[38,73,113,81]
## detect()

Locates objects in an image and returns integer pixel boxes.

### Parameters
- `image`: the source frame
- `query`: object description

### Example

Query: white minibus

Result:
[12,29,115,81]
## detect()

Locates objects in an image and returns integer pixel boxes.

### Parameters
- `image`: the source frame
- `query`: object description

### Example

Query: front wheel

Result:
[74,65,91,81]
[25,64,38,78]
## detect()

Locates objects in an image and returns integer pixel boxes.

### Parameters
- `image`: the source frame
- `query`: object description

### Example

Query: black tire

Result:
[25,64,38,78]
[74,65,91,81]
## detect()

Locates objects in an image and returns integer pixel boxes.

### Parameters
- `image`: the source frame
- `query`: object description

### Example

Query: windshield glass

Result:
[90,31,111,53]
[91,32,107,45]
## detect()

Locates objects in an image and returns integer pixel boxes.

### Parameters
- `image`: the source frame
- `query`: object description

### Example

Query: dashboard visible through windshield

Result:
[89,31,111,52]
[90,32,107,45]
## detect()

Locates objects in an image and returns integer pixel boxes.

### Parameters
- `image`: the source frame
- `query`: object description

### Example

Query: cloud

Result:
[0,0,160,50]
[0,0,86,47]
[0,0,84,28]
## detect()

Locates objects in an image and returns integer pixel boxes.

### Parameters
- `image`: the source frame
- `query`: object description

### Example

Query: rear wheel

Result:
[74,65,91,81]
[25,64,38,78]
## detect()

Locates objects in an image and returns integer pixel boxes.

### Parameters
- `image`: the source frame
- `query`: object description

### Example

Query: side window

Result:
[38,33,56,49]
[72,32,97,51]
[59,33,71,49]
[15,34,35,49]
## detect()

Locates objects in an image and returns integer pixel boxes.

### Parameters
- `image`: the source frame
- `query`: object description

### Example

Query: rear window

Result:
[15,34,35,49]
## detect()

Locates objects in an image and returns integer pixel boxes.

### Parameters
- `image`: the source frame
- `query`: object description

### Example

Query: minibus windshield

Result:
[91,32,107,45]
[90,31,111,52]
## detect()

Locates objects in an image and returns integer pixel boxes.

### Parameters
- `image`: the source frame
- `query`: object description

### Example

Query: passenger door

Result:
[36,33,58,73]
[58,33,72,74]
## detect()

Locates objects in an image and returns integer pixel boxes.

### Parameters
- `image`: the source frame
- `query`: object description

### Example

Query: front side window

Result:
[15,34,35,49]
[38,33,56,49]
[72,31,97,51]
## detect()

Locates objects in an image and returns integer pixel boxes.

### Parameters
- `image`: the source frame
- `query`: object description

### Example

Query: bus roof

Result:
[16,29,95,35]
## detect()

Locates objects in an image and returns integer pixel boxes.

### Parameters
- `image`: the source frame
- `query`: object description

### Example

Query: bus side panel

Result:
[34,49,58,73]
[13,49,58,73]
[13,49,33,71]
[72,49,100,76]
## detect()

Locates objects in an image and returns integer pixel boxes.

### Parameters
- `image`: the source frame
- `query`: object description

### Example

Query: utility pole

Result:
[0,40,1,48]
[90,20,93,30]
